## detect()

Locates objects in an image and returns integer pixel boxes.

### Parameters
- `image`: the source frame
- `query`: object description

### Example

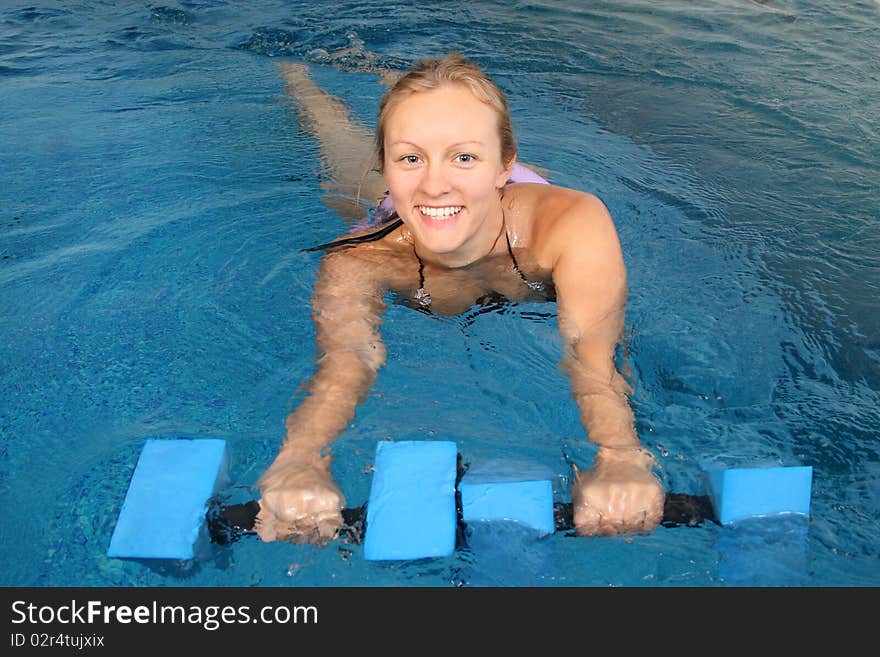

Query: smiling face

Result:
[383,84,515,267]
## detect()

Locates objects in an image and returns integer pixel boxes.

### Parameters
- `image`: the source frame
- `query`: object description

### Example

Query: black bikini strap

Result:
[413,246,431,308]
[505,231,531,286]
[302,215,403,253]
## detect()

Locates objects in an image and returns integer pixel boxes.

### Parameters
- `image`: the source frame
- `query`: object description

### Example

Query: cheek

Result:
[462,176,498,204]
[385,174,420,221]
[384,170,413,198]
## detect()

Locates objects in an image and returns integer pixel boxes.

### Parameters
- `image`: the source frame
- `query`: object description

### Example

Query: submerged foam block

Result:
[460,479,555,536]
[704,465,813,525]
[107,439,229,560]
[363,441,458,561]
[716,514,810,584]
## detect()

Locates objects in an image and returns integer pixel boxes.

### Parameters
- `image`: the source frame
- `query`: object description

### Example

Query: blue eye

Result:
[457,153,474,163]
[403,155,421,164]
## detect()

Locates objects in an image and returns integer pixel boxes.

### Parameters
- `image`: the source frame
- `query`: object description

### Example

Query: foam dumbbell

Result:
[363,440,459,561]
[702,464,813,525]
[702,463,813,583]
[110,440,814,567]
[107,438,230,560]
[459,469,555,536]
[361,442,567,561]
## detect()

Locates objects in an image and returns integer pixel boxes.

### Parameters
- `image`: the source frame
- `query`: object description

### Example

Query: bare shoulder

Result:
[522,187,627,327]
[506,184,620,269]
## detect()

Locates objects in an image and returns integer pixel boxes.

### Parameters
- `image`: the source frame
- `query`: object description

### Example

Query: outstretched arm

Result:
[256,248,388,542]
[549,194,664,536]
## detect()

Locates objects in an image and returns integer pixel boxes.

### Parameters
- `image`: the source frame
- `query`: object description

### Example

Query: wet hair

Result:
[304,53,515,253]
[376,52,517,171]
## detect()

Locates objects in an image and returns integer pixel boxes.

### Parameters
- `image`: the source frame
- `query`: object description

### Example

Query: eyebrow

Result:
[389,140,486,149]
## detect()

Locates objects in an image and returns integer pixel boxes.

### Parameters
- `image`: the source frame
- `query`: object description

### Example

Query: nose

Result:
[419,161,451,197]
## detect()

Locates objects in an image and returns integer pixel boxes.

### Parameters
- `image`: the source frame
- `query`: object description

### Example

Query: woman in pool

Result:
[255,53,664,542]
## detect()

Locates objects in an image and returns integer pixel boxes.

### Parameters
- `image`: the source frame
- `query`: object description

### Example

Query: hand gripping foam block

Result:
[363,441,458,561]
[107,438,229,560]
[704,465,813,525]
[460,479,555,536]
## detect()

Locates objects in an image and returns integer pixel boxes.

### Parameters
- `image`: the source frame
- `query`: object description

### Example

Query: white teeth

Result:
[418,205,462,218]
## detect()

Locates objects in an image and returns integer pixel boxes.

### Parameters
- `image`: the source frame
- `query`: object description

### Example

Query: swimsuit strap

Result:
[414,250,431,308]
[413,215,542,309]
[498,190,544,290]
[505,231,546,292]
[302,215,403,253]
[505,231,528,285]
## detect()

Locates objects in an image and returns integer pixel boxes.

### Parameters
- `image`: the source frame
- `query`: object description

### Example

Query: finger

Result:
[643,505,663,532]
[315,514,343,542]
[573,503,601,536]
[619,505,662,534]
[284,509,343,545]
[254,506,279,543]
[312,508,343,534]
[597,515,628,537]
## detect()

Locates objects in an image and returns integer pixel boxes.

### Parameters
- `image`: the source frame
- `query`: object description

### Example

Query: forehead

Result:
[385,84,500,147]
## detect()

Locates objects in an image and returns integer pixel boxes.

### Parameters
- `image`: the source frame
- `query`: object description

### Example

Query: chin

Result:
[407,214,466,250]
[419,233,464,256]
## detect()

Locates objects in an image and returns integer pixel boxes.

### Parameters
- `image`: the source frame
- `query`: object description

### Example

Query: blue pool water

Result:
[1,0,878,587]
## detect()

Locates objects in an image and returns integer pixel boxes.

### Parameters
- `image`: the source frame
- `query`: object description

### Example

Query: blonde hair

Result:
[375,53,516,171]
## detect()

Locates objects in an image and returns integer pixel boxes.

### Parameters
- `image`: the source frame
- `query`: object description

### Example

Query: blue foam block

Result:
[704,465,813,525]
[363,441,458,561]
[107,439,229,560]
[460,479,555,536]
